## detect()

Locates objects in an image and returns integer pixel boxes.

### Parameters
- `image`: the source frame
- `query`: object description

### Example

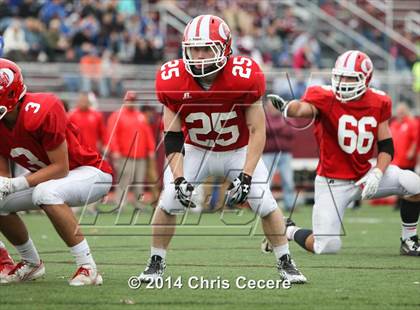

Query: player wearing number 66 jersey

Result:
[266,50,420,256]
[0,58,113,285]
[136,14,307,284]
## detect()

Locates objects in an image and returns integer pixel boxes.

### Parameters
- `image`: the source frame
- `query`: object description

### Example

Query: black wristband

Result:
[239,172,252,184]
[377,138,394,160]
[174,176,185,186]
[164,131,185,156]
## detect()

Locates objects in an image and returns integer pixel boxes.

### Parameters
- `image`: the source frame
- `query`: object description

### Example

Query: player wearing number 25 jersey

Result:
[0,58,112,286]
[267,50,420,256]
[137,14,307,285]
[156,55,265,152]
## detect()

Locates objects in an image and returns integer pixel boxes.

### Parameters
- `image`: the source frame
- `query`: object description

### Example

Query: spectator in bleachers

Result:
[107,94,156,209]
[3,19,29,61]
[263,100,296,212]
[17,0,42,19]
[39,0,66,25]
[258,24,283,67]
[79,44,108,97]
[44,17,67,61]
[68,92,107,154]
[101,50,123,97]
[25,17,47,61]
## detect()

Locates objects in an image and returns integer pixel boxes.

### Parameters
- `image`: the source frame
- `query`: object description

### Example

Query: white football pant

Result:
[159,144,278,217]
[312,165,420,254]
[0,166,112,215]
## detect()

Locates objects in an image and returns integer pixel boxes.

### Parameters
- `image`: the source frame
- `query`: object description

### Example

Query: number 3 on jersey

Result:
[338,115,377,154]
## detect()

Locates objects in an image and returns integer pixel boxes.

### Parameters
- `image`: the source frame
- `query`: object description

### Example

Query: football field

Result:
[0,205,419,310]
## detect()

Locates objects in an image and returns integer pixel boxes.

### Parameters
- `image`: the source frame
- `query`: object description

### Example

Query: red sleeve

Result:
[301,85,332,113]
[40,100,67,151]
[155,66,178,113]
[379,96,392,122]
[244,60,266,105]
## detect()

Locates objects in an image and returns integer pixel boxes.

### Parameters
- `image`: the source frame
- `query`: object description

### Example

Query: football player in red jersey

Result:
[267,50,420,255]
[136,15,306,284]
[0,58,113,285]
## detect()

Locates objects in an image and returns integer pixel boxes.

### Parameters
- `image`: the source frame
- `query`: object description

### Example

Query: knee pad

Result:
[399,169,420,196]
[254,188,278,218]
[32,183,64,206]
[314,237,342,254]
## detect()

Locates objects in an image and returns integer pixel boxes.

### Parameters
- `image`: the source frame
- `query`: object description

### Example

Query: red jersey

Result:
[390,116,418,168]
[155,56,265,151]
[107,107,156,159]
[302,85,392,180]
[68,107,106,152]
[0,93,113,175]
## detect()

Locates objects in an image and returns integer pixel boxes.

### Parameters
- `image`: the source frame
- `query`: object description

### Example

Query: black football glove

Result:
[267,94,288,113]
[225,172,252,207]
[174,177,196,208]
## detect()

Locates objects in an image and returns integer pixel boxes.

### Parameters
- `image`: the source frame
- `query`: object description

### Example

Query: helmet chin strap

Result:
[190,63,219,76]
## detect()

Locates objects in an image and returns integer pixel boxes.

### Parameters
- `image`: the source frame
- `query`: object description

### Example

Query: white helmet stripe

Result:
[187,17,200,39]
[336,50,352,68]
[345,51,359,70]
[199,15,211,40]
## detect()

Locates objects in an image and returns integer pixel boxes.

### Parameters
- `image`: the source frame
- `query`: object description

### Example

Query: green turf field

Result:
[0,205,419,310]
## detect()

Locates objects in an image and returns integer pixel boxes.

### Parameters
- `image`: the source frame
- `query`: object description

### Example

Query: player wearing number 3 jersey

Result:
[0,58,113,285]
[136,15,307,284]
[267,50,420,256]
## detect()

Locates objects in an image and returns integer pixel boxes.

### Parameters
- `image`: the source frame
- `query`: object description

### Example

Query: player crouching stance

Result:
[0,58,113,285]
[137,15,306,284]
[267,50,420,255]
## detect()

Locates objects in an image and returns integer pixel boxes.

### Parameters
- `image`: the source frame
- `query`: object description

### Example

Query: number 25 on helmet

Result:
[182,15,233,77]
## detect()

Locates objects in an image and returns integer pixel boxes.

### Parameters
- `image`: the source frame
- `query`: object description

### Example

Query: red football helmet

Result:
[182,15,232,77]
[0,58,26,119]
[331,50,373,102]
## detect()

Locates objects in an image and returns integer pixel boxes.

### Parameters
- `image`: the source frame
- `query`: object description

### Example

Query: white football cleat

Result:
[277,254,307,284]
[69,265,103,286]
[1,260,45,283]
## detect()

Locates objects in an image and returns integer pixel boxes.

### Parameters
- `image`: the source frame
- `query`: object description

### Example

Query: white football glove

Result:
[0,176,30,199]
[174,177,196,208]
[267,94,289,114]
[225,172,252,207]
[355,168,383,200]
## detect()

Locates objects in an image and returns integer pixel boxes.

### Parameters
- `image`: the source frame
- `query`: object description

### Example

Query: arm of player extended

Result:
[375,120,393,173]
[163,106,184,179]
[284,99,319,119]
[243,100,266,176]
[25,141,70,187]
